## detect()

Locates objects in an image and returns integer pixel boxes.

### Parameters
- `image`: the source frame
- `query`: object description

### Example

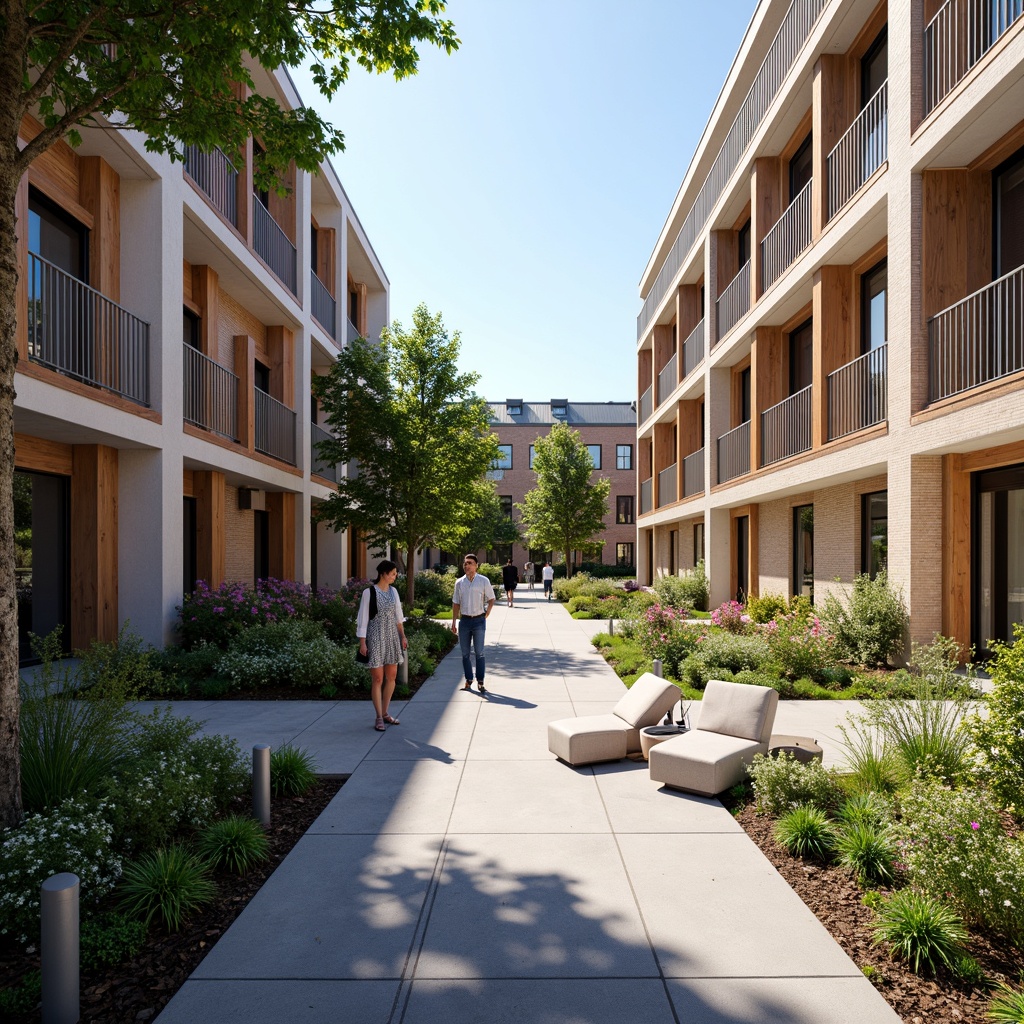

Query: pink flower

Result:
[971,822,980,830]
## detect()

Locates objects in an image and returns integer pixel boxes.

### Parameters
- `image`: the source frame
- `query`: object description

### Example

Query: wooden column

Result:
[191,265,220,357]
[234,334,255,450]
[812,265,854,447]
[750,326,783,470]
[942,454,971,648]
[267,491,296,580]
[79,156,121,302]
[813,55,853,236]
[194,470,226,588]
[266,325,295,405]
[70,445,118,648]
[751,157,782,300]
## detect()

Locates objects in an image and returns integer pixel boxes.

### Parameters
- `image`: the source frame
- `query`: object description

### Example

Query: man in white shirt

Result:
[542,561,555,601]
[452,554,496,692]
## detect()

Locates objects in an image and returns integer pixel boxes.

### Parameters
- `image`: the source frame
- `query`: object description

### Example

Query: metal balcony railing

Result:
[636,0,827,340]
[254,388,296,464]
[658,462,677,506]
[27,253,150,406]
[827,81,888,221]
[182,343,238,441]
[639,385,653,424]
[715,262,750,344]
[640,476,653,515]
[183,144,238,227]
[657,352,678,407]
[828,345,887,440]
[347,317,361,345]
[761,180,812,293]
[682,448,705,498]
[682,318,705,379]
[310,422,338,483]
[717,421,751,484]
[311,271,336,340]
[924,0,1024,115]
[253,199,297,295]
[761,385,812,466]
[928,265,1024,402]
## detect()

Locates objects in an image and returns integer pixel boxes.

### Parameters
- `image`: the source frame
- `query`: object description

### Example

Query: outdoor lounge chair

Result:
[647,678,779,796]
[547,672,681,766]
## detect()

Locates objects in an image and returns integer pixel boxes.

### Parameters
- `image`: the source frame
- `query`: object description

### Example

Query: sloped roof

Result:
[487,401,636,426]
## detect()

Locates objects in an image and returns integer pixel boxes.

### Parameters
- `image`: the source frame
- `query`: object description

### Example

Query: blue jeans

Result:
[459,616,486,682]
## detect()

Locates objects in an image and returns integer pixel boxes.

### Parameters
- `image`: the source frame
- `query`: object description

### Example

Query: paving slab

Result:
[466,702,577,759]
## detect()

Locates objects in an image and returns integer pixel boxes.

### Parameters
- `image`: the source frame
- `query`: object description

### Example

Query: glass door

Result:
[974,464,1024,656]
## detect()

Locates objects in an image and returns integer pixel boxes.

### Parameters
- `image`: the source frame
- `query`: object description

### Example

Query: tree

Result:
[454,480,521,557]
[517,422,611,579]
[313,304,499,607]
[0,1,459,828]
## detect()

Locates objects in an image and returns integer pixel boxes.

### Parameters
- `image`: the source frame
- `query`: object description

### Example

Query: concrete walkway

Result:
[153,588,901,1024]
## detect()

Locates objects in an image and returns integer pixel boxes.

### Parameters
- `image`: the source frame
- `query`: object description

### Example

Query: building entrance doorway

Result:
[974,463,1024,656]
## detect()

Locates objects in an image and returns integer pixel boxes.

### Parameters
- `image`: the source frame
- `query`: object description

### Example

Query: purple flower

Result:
[971,822,980,830]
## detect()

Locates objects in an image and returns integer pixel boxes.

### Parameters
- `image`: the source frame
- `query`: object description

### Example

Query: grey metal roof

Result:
[487,401,636,426]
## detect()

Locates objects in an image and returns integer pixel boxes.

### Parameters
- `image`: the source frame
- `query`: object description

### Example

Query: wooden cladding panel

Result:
[677,284,702,340]
[79,156,120,302]
[194,470,226,588]
[679,399,703,457]
[14,434,73,476]
[267,491,296,581]
[639,437,653,479]
[814,54,855,236]
[266,325,294,406]
[813,266,855,446]
[751,158,783,299]
[267,162,296,244]
[942,454,971,647]
[317,227,336,296]
[191,265,220,357]
[654,324,674,377]
[234,334,256,450]
[714,230,738,298]
[638,348,653,395]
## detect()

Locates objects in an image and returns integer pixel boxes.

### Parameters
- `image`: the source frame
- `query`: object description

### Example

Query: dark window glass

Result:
[861,261,887,353]
[349,288,359,324]
[616,542,635,567]
[793,504,814,602]
[995,146,1024,277]
[861,490,888,578]
[671,323,678,354]
[789,318,813,394]
[861,27,888,105]
[254,508,269,582]
[28,189,87,279]
[694,522,705,564]
[499,495,513,518]
[616,495,635,525]
[183,308,201,349]
[254,360,271,394]
[616,444,633,470]
[310,224,319,270]
[740,367,751,423]
[183,497,197,595]
[737,218,751,268]
[735,515,749,603]
[789,134,813,201]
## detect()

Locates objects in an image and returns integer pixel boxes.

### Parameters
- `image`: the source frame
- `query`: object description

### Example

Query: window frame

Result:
[861,490,888,579]
[616,444,633,470]
[494,444,513,470]
[616,495,635,525]
[616,542,635,567]
[792,503,814,603]
[861,260,887,354]
[586,444,602,470]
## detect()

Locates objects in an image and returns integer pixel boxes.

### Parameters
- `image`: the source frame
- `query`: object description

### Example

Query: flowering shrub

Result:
[633,602,686,661]
[892,779,1024,945]
[745,592,790,624]
[762,613,835,681]
[820,570,907,666]
[680,629,773,688]
[215,620,351,691]
[652,562,709,612]
[710,600,749,633]
[747,751,841,816]
[0,798,121,945]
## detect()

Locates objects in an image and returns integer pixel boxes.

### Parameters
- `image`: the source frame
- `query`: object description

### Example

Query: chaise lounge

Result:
[547,672,681,766]
[647,678,779,796]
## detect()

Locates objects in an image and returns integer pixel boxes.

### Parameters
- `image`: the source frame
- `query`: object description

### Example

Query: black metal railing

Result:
[828,345,887,440]
[254,388,296,464]
[827,81,888,221]
[183,144,238,227]
[310,422,338,482]
[717,421,751,484]
[761,386,812,466]
[182,343,238,440]
[27,253,150,405]
[761,180,812,293]
[253,199,297,295]
[682,448,705,498]
[311,271,336,340]
[716,262,750,344]
[928,265,1024,402]
[682,318,705,378]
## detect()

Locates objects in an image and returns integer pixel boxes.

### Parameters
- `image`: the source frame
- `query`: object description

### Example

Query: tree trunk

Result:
[404,536,416,608]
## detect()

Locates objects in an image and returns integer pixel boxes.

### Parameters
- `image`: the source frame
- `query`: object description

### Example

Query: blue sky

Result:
[292,1,757,403]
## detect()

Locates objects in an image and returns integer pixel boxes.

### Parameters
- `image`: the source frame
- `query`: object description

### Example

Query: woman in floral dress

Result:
[357,560,408,731]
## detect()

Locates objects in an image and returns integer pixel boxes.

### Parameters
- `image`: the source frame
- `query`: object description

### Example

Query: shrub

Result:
[119,846,217,931]
[404,630,435,678]
[891,778,1024,945]
[405,616,457,657]
[836,792,892,829]
[834,821,896,885]
[820,570,908,667]
[552,573,618,604]
[871,890,968,975]
[710,600,749,633]
[633,602,686,661]
[747,751,841,816]
[0,971,41,1016]
[568,595,601,615]
[773,805,836,860]
[196,815,270,874]
[216,619,348,690]
[652,567,709,612]
[988,984,1024,1022]
[151,641,225,694]
[682,629,772,688]
[80,911,149,969]
[411,569,456,614]
[0,798,122,945]
[271,744,320,797]
[762,613,836,681]
[964,622,1024,816]
[746,592,789,624]
[836,716,902,794]
[76,622,166,699]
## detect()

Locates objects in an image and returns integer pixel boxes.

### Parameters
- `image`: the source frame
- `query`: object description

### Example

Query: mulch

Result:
[733,803,1022,1023]
[0,777,344,1024]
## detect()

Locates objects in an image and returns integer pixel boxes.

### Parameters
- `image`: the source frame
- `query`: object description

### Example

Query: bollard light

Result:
[253,744,271,827]
[608,618,615,636]
[41,872,79,1024]
[652,658,663,678]
[399,655,408,687]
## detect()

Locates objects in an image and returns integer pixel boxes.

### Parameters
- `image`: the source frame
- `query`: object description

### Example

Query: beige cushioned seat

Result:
[648,679,778,796]
[547,672,680,766]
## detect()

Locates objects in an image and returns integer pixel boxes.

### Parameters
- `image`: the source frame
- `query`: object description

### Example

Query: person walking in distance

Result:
[524,559,535,589]
[501,557,520,608]
[452,554,496,692]
[357,560,408,731]
[542,561,555,601]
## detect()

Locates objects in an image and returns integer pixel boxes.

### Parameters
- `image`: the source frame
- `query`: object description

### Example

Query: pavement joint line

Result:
[287,698,346,748]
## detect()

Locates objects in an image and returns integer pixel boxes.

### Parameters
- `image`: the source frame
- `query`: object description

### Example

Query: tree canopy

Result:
[0,0,459,828]
[516,421,611,578]
[312,304,500,606]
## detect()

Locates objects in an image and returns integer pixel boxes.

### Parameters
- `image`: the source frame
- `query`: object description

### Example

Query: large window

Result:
[587,444,602,470]
[789,319,813,395]
[28,188,88,278]
[694,522,705,564]
[616,444,633,470]
[737,218,751,268]
[616,495,634,525]
[735,515,749,603]
[862,490,887,578]
[499,495,513,518]
[861,26,888,105]
[995,146,1024,278]
[616,542,635,567]
[494,444,513,470]
[793,504,814,602]
[789,134,813,201]
[861,261,887,353]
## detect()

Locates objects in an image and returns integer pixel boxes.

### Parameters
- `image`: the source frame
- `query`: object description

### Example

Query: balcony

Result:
[255,389,296,465]
[182,343,238,440]
[253,199,297,295]
[657,352,678,407]
[717,421,751,484]
[183,145,239,227]
[761,180,812,293]
[928,265,1024,403]
[682,448,705,498]
[828,345,887,440]
[761,386,812,466]
[311,422,338,483]
[682,318,705,379]
[827,81,888,222]
[924,0,1024,116]
[658,462,677,506]
[311,272,336,341]
[716,263,750,345]
[639,385,653,424]
[640,476,653,515]
[27,253,150,406]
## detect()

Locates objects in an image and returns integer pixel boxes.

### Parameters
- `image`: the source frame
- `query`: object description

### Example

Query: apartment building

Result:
[14,61,387,661]
[636,0,1024,657]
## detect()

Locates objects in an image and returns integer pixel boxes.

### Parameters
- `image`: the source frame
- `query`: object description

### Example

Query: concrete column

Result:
[707,504,732,609]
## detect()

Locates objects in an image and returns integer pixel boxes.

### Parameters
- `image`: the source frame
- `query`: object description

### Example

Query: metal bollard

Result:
[41,872,79,1024]
[253,744,271,827]
[652,658,663,677]
[399,655,408,686]
[608,618,615,636]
